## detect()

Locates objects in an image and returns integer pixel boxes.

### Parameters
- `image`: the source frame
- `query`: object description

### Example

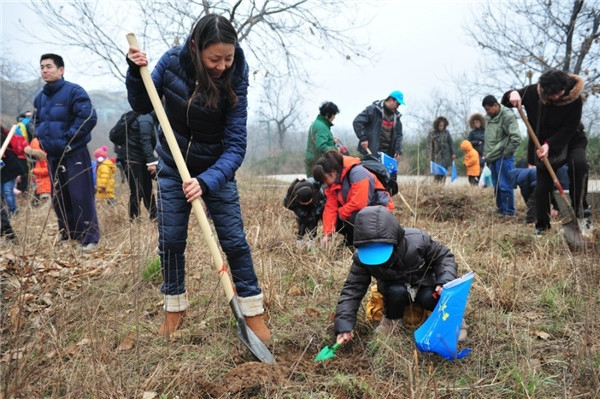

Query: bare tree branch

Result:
[465,0,599,95]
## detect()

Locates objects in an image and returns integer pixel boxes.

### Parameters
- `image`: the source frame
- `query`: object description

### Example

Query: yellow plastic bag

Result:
[365,285,384,322]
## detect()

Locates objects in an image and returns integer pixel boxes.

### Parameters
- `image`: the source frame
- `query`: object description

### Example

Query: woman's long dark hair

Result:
[312,150,344,184]
[189,14,238,109]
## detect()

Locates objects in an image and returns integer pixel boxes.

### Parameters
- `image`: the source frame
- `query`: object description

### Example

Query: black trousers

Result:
[379,282,438,319]
[124,161,157,220]
[535,146,588,229]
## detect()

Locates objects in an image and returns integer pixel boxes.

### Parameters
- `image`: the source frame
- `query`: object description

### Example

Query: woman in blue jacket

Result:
[126,14,270,342]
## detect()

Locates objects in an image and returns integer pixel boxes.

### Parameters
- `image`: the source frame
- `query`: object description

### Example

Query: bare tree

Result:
[465,0,599,96]
[0,56,43,120]
[256,76,304,150]
[27,0,373,84]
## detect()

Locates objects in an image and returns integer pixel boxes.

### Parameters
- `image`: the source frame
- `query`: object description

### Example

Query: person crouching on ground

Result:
[334,206,467,345]
[460,140,481,186]
[312,150,394,247]
[283,176,325,246]
[94,145,117,206]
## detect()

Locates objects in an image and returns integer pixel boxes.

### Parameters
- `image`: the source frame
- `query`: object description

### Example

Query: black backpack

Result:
[360,154,398,196]
[109,111,138,145]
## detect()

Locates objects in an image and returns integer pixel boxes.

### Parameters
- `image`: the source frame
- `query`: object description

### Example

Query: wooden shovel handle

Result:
[125,33,235,302]
[517,107,566,197]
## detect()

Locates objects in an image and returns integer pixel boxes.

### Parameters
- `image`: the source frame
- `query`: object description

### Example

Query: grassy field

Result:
[1,173,599,398]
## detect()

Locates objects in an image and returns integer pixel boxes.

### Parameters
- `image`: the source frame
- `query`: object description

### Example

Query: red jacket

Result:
[322,156,394,235]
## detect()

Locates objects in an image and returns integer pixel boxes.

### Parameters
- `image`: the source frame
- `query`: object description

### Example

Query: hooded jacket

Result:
[467,113,486,157]
[353,100,403,157]
[483,105,522,162]
[427,116,455,168]
[322,156,393,236]
[33,78,97,159]
[126,37,249,195]
[500,74,586,166]
[460,140,481,177]
[334,206,458,334]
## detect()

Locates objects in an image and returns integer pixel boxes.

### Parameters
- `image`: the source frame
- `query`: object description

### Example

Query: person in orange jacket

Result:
[94,145,117,206]
[460,140,481,186]
[25,138,52,203]
[312,149,394,246]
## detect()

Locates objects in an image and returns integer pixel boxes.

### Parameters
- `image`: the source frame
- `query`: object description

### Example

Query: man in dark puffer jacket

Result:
[334,206,465,344]
[33,53,99,251]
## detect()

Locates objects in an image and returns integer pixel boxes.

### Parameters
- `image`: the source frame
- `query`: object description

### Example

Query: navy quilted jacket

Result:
[126,37,249,194]
[33,78,97,159]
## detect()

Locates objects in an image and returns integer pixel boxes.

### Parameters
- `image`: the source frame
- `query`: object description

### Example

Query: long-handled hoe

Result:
[126,33,275,363]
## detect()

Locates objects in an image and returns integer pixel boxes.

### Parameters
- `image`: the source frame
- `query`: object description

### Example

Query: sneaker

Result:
[534,226,550,236]
[79,242,98,252]
[458,319,468,342]
[374,317,404,335]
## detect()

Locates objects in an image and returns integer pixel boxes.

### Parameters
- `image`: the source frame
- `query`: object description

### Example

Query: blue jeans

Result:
[157,160,260,298]
[488,156,515,216]
[1,178,18,215]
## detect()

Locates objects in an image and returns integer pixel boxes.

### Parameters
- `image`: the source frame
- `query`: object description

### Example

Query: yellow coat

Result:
[96,159,116,199]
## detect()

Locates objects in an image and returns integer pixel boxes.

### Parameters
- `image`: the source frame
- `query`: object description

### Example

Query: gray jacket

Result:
[353,100,403,157]
[334,206,458,334]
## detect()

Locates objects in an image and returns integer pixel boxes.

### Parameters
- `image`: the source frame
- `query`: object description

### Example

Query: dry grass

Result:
[1,173,599,398]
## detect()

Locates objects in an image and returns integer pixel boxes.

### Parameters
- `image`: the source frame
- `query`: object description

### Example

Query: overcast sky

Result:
[1,0,483,133]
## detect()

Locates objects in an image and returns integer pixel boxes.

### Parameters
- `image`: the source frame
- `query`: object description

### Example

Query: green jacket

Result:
[305,114,336,176]
[484,105,522,162]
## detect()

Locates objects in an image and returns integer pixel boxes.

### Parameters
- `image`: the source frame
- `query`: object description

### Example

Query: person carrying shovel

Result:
[332,206,466,348]
[125,14,270,342]
[501,69,589,236]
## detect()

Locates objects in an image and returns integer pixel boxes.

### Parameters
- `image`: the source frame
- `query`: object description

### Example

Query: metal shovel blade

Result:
[314,342,341,362]
[229,298,275,364]
[552,191,590,249]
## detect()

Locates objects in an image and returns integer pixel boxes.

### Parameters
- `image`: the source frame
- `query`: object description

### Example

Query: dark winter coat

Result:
[33,78,97,159]
[118,113,159,165]
[126,37,249,195]
[334,206,458,334]
[467,113,486,158]
[283,177,326,238]
[352,100,403,157]
[500,75,586,166]
[427,117,455,169]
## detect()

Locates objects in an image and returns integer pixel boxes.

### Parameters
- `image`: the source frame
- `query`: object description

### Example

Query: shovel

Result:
[517,107,588,249]
[126,33,275,364]
[314,337,344,362]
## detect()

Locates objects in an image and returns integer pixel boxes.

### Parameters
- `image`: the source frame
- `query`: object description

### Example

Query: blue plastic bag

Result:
[451,161,458,182]
[430,161,447,176]
[414,271,474,360]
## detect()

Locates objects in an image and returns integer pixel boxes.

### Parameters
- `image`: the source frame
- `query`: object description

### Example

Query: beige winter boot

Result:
[158,293,188,337]
[158,310,187,337]
[239,293,271,343]
[244,315,271,343]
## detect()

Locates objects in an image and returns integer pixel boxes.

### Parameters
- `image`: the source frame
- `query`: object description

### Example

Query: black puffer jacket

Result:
[334,206,458,334]
[119,113,159,165]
